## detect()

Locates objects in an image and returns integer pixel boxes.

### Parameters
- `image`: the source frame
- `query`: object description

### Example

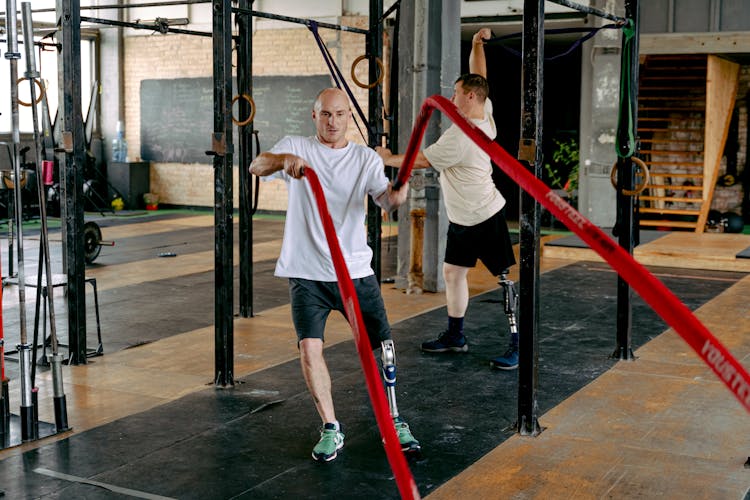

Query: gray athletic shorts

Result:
[289,275,391,350]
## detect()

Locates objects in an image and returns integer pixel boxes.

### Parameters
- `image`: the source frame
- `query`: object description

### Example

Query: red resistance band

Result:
[395,94,750,414]
[303,168,421,500]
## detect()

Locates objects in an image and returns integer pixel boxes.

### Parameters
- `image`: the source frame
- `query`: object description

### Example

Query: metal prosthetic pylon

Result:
[490,269,520,370]
[500,270,519,348]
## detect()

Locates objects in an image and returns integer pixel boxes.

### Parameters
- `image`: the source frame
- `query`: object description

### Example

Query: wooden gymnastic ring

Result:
[17,77,45,107]
[610,157,649,196]
[231,93,256,127]
[351,55,385,89]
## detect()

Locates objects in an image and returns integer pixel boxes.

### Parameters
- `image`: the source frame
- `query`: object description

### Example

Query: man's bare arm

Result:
[250,152,307,179]
[469,28,491,78]
[375,147,431,170]
[374,181,410,213]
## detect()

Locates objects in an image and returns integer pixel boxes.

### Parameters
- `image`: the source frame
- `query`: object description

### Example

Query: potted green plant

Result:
[544,137,579,194]
[143,192,159,210]
[542,136,579,227]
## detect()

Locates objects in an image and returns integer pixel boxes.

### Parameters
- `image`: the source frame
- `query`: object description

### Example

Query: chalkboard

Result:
[140,75,332,164]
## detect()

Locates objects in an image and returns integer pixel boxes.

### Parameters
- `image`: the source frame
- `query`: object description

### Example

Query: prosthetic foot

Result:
[490,270,519,370]
[381,340,422,455]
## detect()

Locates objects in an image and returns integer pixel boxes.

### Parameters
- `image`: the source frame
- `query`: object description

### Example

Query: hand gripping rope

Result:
[394,95,750,415]
[303,168,420,500]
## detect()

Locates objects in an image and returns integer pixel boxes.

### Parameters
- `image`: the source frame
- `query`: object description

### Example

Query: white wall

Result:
[461,0,592,17]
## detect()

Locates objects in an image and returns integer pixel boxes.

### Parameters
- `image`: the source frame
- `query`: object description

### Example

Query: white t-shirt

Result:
[422,98,505,226]
[268,135,389,281]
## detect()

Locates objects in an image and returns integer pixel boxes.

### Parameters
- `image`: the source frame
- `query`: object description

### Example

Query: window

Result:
[1,36,95,134]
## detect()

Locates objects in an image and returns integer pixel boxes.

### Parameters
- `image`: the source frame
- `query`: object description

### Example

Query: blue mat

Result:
[736,246,750,259]
[545,228,667,248]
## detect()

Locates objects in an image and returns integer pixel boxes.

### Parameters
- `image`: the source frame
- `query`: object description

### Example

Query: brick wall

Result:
[123,16,371,210]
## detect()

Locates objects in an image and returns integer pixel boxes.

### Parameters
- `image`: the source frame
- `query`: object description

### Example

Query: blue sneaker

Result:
[421,331,468,353]
[312,423,344,462]
[490,348,519,370]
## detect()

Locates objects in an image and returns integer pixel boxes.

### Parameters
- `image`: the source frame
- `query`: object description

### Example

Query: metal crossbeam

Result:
[1,0,210,15]
[546,0,627,24]
[80,16,210,37]
[232,7,369,35]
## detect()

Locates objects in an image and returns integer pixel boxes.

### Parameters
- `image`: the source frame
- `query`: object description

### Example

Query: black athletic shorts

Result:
[444,209,516,276]
[289,275,390,350]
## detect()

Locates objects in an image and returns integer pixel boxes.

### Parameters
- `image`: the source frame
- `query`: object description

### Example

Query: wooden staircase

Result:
[636,54,739,232]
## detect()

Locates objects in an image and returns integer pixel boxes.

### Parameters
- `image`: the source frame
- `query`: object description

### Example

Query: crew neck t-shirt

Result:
[422,98,505,226]
[268,135,389,281]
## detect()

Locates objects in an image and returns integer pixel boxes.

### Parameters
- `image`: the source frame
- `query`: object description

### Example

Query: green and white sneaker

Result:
[394,417,421,453]
[312,423,345,462]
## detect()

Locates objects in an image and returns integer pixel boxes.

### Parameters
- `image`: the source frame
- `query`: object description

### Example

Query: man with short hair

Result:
[377,28,519,370]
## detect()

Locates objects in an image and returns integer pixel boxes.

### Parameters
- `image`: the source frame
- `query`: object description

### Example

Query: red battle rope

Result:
[395,94,750,414]
[303,167,420,500]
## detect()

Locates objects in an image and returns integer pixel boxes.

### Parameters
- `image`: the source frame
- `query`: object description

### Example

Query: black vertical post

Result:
[744,90,750,223]
[367,0,384,281]
[387,5,399,153]
[58,0,88,364]
[212,0,234,387]
[613,0,640,360]
[516,0,544,436]
[238,0,254,318]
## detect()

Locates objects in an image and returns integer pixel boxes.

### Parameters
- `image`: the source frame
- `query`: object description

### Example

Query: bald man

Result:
[250,88,419,462]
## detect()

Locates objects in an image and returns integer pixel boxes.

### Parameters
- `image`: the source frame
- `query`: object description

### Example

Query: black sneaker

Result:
[490,348,519,370]
[421,331,468,353]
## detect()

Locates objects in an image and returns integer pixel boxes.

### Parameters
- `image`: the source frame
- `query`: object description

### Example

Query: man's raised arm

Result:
[469,28,491,78]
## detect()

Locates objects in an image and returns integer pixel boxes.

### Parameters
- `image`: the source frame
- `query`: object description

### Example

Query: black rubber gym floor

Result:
[1,216,396,380]
[0,260,742,499]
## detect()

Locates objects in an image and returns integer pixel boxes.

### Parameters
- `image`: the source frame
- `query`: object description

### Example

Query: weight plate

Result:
[83,221,102,263]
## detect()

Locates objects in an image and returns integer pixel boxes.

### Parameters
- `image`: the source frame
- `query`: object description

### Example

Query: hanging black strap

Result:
[488,23,623,62]
[309,20,342,87]
[250,130,261,216]
[307,21,373,142]
[380,0,401,23]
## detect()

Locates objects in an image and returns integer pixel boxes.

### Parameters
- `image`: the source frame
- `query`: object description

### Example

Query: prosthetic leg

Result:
[490,269,520,370]
[381,340,421,453]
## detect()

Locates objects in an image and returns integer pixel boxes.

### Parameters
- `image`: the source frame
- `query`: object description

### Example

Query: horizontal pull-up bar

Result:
[546,0,627,24]
[7,2,623,31]
[80,16,211,37]
[232,7,369,35]
[1,0,211,15]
